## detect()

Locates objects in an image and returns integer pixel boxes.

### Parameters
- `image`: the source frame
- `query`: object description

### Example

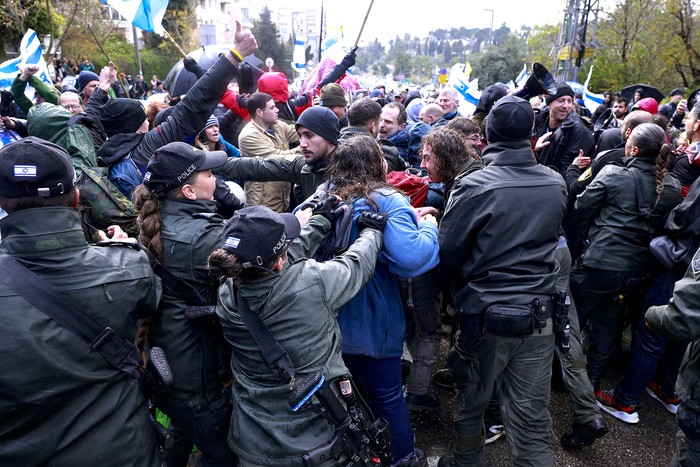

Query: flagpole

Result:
[318,0,324,64]
[353,0,374,49]
[162,29,189,59]
[86,24,130,98]
[132,26,143,76]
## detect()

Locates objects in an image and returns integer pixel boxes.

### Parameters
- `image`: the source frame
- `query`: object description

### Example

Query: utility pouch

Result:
[484,304,536,338]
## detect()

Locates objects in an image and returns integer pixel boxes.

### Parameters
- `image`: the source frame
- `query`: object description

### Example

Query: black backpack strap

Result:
[630,168,652,219]
[234,289,296,385]
[0,253,143,380]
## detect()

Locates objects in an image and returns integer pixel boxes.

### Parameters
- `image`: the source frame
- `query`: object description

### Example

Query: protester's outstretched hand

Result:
[98,61,117,91]
[183,57,206,78]
[233,21,258,57]
[341,47,357,69]
[18,64,39,81]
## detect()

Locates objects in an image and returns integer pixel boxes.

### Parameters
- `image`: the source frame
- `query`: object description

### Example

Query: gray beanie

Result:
[295,106,339,145]
[485,95,534,143]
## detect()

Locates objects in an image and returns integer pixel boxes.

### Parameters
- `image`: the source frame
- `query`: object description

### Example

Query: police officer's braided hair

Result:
[207,248,278,280]
[630,122,670,208]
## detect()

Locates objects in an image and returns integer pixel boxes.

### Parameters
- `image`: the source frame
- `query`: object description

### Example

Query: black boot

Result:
[560,417,609,449]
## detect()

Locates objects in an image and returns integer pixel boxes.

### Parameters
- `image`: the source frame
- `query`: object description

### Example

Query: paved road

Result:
[412,326,679,466]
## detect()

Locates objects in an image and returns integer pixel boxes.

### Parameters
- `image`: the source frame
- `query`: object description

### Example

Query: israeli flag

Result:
[448,63,481,116]
[102,0,169,35]
[0,29,52,93]
[292,37,307,73]
[514,63,528,89]
[320,27,348,64]
[582,66,605,114]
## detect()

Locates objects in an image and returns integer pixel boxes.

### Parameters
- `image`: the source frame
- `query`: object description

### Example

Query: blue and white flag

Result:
[0,29,52,93]
[320,27,349,64]
[292,37,307,73]
[102,0,168,35]
[448,63,481,116]
[514,63,528,89]
[582,66,605,114]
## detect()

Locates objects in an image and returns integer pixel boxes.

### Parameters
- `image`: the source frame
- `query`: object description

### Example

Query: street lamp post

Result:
[485,9,495,45]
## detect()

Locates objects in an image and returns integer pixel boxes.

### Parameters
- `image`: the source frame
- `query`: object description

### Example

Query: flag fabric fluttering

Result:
[299,26,360,96]
[582,66,605,114]
[292,37,307,73]
[102,0,169,35]
[0,29,52,94]
[448,63,481,116]
[514,63,528,89]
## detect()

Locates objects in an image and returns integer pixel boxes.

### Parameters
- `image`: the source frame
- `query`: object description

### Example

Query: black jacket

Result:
[439,140,567,314]
[535,108,595,177]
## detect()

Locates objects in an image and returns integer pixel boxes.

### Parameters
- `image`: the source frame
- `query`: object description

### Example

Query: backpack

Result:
[108,155,143,199]
[386,171,428,208]
[77,167,138,240]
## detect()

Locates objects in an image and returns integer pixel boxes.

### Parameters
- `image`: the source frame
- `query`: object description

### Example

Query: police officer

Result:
[209,204,385,466]
[132,142,239,466]
[0,137,161,466]
[437,96,567,466]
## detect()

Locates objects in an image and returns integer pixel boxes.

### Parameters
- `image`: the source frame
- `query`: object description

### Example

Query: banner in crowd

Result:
[0,29,52,94]
[102,0,168,35]
[292,37,307,73]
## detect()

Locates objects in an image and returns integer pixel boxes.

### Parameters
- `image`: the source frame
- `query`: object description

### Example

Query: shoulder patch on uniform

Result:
[577,167,593,182]
[192,212,223,223]
[692,256,700,275]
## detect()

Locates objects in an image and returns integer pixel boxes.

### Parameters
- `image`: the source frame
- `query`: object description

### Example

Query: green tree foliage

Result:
[252,6,292,77]
[475,34,526,86]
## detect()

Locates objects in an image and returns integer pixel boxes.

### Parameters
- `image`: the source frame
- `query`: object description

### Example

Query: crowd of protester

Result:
[2,18,700,467]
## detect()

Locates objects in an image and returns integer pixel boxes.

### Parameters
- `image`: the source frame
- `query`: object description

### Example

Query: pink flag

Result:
[300,56,361,96]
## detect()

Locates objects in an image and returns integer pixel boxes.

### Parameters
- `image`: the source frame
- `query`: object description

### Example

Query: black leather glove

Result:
[183,57,206,79]
[358,211,388,232]
[311,195,342,223]
[340,47,357,70]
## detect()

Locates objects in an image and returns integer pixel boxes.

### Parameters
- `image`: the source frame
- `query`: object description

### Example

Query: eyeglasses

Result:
[62,104,82,111]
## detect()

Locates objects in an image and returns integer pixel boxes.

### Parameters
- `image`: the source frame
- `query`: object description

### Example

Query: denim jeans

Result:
[615,272,688,406]
[570,265,651,389]
[343,354,415,462]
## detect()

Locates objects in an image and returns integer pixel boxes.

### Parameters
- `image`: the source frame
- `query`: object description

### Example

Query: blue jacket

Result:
[388,125,411,161]
[337,188,439,358]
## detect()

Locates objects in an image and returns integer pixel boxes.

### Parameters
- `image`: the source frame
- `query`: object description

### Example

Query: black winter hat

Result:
[143,142,227,198]
[0,137,76,198]
[100,98,147,137]
[76,70,99,92]
[475,84,508,115]
[485,95,534,143]
[220,205,301,269]
[295,106,340,145]
[545,82,575,105]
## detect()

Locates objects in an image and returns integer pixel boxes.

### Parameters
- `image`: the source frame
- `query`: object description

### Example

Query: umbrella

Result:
[163,44,264,97]
[619,84,664,104]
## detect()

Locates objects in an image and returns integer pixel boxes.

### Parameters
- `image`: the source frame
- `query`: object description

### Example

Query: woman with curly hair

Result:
[315,134,439,465]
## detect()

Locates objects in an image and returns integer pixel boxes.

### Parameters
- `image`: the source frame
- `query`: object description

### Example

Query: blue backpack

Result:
[108,155,143,198]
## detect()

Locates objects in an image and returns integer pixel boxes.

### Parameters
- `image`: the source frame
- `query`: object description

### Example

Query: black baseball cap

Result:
[0,137,76,198]
[220,206,301,269]
[143,142,228,197]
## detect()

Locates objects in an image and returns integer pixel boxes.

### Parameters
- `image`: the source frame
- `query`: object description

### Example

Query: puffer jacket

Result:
[216,216,382,466]
[574,155,682,271]
[647,246,700,412]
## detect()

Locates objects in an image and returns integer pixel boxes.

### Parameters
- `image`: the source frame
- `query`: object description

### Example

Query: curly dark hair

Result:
[420,128,476,190]
[326,134,392,205]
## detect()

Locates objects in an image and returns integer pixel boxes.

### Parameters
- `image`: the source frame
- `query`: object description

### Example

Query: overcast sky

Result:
[261,0,613,44]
